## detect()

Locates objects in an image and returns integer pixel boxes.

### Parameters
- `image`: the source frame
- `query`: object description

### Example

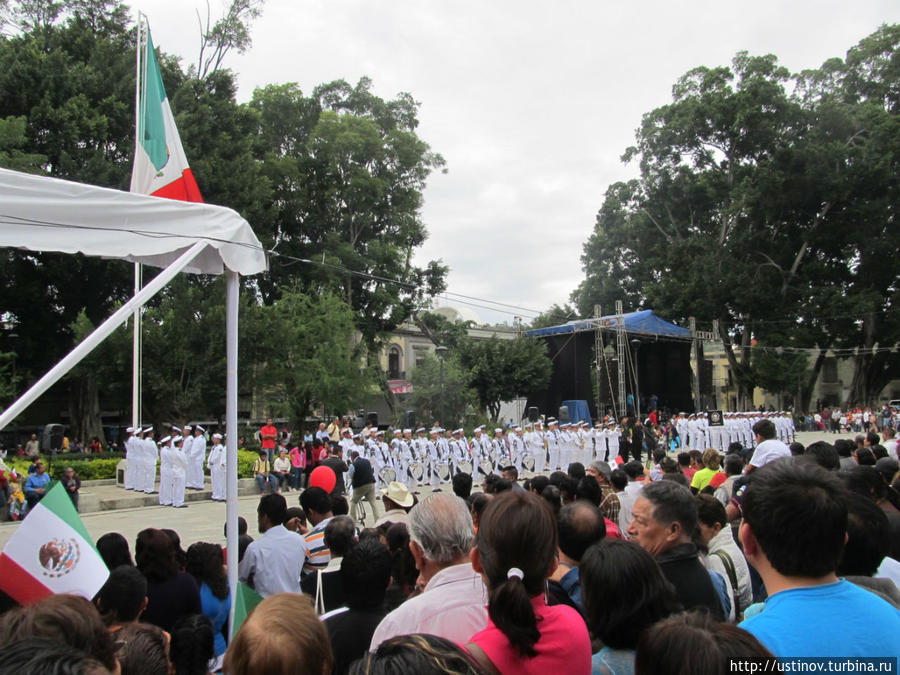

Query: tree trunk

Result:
[718,318,754,410]
[848,312,877,405]
[800,349,826,412]
[368,354,396,417]
[68,373,104,447]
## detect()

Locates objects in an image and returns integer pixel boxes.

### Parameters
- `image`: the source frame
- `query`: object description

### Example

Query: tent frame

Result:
[0,244,243,633]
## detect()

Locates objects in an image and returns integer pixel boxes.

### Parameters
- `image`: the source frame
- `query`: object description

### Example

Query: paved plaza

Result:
[0,430,861,551]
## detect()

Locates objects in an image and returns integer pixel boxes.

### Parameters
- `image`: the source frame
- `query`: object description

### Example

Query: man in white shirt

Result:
[883,428,898,461]
[746,419,791,473]
[617,460,646,534]
[369,493,488,650]
[239,493,306,597]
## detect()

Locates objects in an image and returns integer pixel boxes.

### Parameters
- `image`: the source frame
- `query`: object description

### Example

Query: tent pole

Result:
[225,270,239,636]
[0,242,208,431]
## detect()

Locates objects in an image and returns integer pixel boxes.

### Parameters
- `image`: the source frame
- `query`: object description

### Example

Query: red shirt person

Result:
[260,418,278,462]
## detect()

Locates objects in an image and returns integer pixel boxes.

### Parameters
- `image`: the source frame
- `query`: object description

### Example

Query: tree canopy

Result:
[573,25,900,407]
[0,0,449,435]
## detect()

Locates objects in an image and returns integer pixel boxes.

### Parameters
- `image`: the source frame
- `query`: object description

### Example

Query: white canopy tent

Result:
[0,167,266,624]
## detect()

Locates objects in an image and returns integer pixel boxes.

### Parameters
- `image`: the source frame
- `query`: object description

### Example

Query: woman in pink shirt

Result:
[289,443,305,490]
[466,491,592,675]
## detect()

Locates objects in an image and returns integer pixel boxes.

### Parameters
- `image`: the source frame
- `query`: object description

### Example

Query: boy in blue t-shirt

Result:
[737,458,900,658]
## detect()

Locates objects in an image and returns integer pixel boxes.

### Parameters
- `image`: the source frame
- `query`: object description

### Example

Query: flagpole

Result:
[132,15,144,433]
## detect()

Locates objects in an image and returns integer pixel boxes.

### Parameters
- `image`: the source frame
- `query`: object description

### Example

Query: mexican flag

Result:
[130,28,203,202]
[231,581,263,639]
[0,483,109,605]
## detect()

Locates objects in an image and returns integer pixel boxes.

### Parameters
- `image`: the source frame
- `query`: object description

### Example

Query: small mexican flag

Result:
[231,581,263,639]
[0,483,109,605]
[130,27,203,203]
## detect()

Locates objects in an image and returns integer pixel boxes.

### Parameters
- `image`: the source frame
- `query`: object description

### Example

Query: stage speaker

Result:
[558,405,570,422]
[366,412,378,427]
[528,406,539,423]
[404,410,416,428]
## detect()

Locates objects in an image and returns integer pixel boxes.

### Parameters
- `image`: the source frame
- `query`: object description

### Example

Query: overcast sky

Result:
[138,0,898,325]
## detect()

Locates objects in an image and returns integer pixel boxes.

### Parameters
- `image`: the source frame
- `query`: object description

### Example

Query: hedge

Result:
[5,451,260,481]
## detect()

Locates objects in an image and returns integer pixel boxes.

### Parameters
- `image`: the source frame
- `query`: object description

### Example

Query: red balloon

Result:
[309,465,337,493]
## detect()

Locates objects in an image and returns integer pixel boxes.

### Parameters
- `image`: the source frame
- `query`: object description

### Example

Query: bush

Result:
[237,450,258,479]
[50,459,121,481]
[5,451,259,481]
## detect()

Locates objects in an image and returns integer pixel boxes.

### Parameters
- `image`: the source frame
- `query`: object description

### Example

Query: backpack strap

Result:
[712,549,741,619]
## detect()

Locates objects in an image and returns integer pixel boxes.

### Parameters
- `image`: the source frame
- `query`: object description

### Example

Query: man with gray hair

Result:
[369,493,488,649]
[627,480,725,619]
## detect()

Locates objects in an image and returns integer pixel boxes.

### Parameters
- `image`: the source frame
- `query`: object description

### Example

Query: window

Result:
[388,346,402,380]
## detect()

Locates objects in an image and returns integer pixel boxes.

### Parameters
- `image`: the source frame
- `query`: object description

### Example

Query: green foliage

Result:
[0,0,448,430]
[0,115,45,171]
[0,351,20,409]
[196,0,265,79]
[49,457,119,480]
[236,448,259,479]
[573,27,900,406]
[751,344,810,406]
[458,337,552,421]
[408,354,477,428]
[249,77,448,347]
[257,288,370,430]
[530,304,577,330]
[414,311,472,349]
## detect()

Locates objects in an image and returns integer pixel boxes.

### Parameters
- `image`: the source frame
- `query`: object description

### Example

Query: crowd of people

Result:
[1,413,898,674]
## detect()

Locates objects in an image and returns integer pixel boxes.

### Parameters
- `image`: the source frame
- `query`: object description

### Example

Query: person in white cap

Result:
[469,426,489,476]
[158,435,174,506]
[186,425,206,490]
[370,430,389,488]
[400,429,414,489]
[170,435,189,508]
[492,428,510,466]
[546,419,561,472]
[436,429,452,481]
[123,427,137,490]
[130,427,146,492]
[181,425,195,486]
[426,429,440,488]
[340,428,355,457]
[142,427,158,494]
[559,423,575,470]
[451,429,469,476]
[390,428,403,473]
[508,426,525,474]
[207,433,226,501]
[524,422,544,474]
[606,420,620,463]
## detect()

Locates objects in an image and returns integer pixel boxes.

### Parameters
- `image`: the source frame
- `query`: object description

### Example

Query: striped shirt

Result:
[304,517,333,572]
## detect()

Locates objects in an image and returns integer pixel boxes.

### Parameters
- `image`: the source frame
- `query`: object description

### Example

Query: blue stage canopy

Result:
[525,309,691,340]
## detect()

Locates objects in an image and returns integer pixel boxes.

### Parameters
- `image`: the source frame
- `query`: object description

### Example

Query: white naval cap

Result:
[195,425,205,432]
[158,436,171,445]
[212,433,223,439]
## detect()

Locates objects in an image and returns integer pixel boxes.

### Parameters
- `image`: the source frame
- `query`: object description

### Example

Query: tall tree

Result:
[574,30,900,408]
[458,336,552,421]
[409,354,476,428]
[257,288,369,431]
